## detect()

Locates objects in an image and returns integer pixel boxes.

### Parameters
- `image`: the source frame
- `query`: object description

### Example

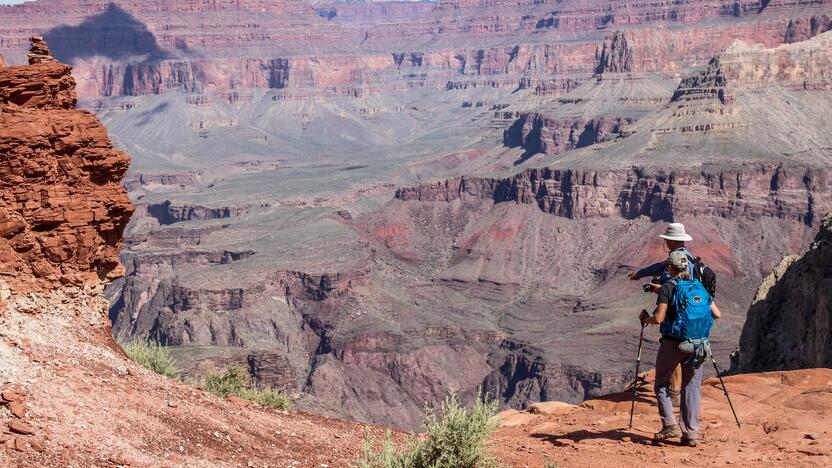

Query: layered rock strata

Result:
[0,38,133,291]
[1,1,829,99]
[395,164,829,225]
[504,114,635,158]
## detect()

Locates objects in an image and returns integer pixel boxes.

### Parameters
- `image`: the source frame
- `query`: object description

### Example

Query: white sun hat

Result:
[659,223,693,242]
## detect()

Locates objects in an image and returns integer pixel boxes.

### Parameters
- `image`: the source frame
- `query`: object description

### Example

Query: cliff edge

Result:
[0,39,375,466]
[733,212,832,372]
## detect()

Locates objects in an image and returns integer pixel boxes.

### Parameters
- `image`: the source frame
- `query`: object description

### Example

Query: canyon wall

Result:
[395,164,830,226]
[0,38,133,292]
[733,212,832,372]
[1,1,829,99]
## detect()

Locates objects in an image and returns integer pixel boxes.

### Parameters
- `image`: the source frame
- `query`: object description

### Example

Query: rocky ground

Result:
[490,368,832,467]
[1,281,829,467]
[0,283,388,467]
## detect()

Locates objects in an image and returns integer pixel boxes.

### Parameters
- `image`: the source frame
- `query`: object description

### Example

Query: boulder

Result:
[528,401,577,416]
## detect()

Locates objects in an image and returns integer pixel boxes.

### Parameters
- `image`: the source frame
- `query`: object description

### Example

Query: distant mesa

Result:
[43,3,167,64]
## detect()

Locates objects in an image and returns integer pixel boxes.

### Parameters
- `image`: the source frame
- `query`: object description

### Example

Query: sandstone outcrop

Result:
[26,36,56,65]
[0,38,133,291]
[733,212,832,372]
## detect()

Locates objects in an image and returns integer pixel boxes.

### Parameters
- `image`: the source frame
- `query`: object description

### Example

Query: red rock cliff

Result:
[0,38,133,292]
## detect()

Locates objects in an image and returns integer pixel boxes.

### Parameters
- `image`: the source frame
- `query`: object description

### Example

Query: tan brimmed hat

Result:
[659,223,693,242]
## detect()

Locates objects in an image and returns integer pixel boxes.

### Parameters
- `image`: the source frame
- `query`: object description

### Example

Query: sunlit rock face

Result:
[0,37,133,292]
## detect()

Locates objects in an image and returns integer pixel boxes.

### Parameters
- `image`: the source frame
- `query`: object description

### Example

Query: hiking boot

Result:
[669,389,681,408]
[653,425,681,444]
[681,437,698,447]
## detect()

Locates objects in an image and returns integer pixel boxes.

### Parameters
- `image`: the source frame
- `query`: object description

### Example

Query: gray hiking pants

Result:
[655,337,704,439]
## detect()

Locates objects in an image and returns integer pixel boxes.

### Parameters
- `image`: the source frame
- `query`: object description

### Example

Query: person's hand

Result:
[648,283,661,294]
[639,309,650,324]
[628,271,640,281]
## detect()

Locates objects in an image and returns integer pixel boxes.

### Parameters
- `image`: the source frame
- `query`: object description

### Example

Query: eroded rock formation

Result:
[504,114,634,158]
[595,31,633,75]
[733,212,832,372]
[0,38,133,291]
[395,164,829,225]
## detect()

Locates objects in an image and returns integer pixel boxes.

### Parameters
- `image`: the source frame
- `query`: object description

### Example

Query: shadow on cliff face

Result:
[44,3,167,64]
[732,213,832,373]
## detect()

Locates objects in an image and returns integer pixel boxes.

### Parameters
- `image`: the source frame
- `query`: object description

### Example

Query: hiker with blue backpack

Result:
[629,223,697,407]
[628,223,718,407]
[638,250,721,446]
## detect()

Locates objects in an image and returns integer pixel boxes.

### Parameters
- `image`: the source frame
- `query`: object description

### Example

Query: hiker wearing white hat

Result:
[628,223,696,284]
[628,222,698,407]
[659,223,693,242]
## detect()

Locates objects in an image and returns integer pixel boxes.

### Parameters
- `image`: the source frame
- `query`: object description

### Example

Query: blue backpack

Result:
[661,279,714,340]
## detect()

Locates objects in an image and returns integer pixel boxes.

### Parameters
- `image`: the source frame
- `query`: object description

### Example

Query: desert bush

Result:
[353,391,499,468]
[238,387,293,410]
[121,341,179,378]
[203,365,250,397]
[202,365,292,410]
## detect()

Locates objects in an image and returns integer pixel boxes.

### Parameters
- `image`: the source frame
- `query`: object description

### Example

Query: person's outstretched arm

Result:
[629,261,665,281]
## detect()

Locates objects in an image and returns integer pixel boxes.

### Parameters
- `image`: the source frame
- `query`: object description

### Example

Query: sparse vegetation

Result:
[121,340,180,378]
[121,343,292,411]
[202,365,250,397]
[353,391,500,468]
[202,365,292,410]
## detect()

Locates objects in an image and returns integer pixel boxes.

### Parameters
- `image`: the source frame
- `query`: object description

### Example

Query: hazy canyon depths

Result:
[2,0,832,430]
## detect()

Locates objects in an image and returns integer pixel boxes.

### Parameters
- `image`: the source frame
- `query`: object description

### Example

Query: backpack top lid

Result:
[662,278,714,340]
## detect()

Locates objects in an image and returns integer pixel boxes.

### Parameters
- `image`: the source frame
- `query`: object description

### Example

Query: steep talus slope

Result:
[733,212,832,372]
[0,41,376,466]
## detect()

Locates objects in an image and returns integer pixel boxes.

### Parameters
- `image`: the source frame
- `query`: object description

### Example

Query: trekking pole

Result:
[629,321,648,429]
[710,352,741,428]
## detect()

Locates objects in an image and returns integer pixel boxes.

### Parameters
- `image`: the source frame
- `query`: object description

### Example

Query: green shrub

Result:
[203,365,250,397]
[121,340,179,378]
[353,391,499,468]
[354,429,411,468]
[238,387,293,410]
[202,365,292,410]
